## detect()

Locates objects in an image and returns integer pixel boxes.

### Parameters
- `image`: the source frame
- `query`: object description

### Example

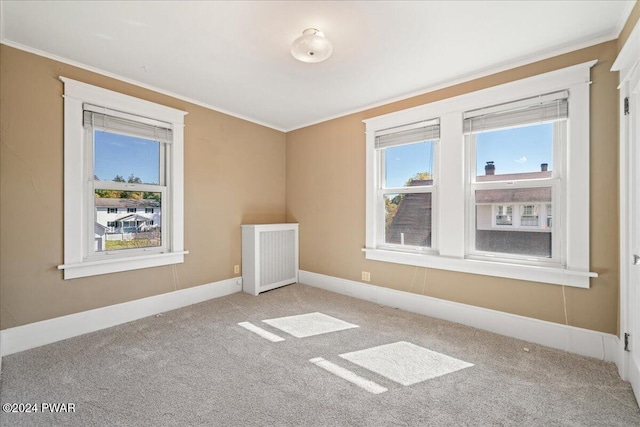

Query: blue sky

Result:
[475,123,553,176]
[385,141,434,187]
[94,131,160,184]
[384,122,552,187]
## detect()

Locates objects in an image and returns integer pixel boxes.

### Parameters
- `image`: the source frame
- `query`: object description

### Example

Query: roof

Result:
[476,171,552,182]
[386,193,432,247]
[386,179,433,247]
[476,187,551,204]
[95,198,160,208]
[114,213,155,222]
[476,170,552,203]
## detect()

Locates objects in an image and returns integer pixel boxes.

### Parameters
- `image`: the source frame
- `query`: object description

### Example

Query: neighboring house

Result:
[387,164,552,256]
[386,179,433,247]
[475,164,552,257]
[95,198,161,237]
[94,222,107,252]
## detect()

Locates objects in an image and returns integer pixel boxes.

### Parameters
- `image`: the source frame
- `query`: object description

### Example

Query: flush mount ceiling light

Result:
[290,28,333,63]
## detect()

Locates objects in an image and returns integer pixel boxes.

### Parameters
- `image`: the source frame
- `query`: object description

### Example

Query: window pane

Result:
[94,131,161,185]
[495,205,513,225]
[476,123,553,181]
[384,141,434,188]
[94,190,162,252]
[384,192,432,247]
[475,188,551,258]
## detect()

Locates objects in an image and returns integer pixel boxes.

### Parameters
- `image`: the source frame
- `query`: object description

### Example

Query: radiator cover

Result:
[241,224,299,295]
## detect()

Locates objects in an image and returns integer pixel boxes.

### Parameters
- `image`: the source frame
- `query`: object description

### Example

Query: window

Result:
[145,208,154,214]
[520,205,539,227]
[58,78,187,279]
[495,205,513,226]
[364,61,596,288]
[465,93,565,262]
[375,120,439,251]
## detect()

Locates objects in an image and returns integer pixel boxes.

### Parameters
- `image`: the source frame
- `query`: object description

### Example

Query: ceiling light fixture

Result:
[290,28,333,63]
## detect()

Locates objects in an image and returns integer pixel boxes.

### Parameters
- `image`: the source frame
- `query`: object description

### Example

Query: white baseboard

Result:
[299,270,621,364]
[0,277,243,357]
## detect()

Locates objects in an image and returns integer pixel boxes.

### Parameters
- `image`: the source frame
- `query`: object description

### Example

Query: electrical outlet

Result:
[234,264,240,274]
[361,271,371,282]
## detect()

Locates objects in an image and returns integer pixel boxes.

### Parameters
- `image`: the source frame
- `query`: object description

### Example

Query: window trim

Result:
[363,61,598,288]
[58,77,188,279]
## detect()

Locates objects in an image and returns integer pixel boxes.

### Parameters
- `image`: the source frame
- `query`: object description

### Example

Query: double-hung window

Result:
[86,105,169,255]
[465,91,567,264]
[364,61,596,288]
[375,120,439,251]
[58,78,187,279]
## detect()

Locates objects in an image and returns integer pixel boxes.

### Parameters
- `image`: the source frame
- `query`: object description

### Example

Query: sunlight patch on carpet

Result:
[262,312,359,338]
[238,322,285,342]
[340,341,473,386]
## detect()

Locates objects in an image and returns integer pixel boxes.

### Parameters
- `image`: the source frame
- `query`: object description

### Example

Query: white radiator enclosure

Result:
[241,223,299,295]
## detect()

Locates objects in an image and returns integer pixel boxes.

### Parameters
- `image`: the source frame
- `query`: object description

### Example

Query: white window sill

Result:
[362,248,596,288]
[58,251,188,280]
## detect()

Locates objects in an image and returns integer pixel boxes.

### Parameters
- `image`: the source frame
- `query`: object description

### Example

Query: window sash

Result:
[378,187,436,251]
[85,122,170,260]
[375,135,439,252]
[88,184,167,258]
[469,177,559,263]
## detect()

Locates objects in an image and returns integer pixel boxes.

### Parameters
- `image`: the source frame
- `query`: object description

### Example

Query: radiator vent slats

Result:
[259,229,296,287]
[241,224,299,295]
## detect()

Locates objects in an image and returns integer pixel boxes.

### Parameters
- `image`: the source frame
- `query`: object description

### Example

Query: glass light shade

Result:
[290,28,333,63]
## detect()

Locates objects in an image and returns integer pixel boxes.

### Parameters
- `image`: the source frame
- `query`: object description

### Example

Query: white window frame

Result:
[375,124,439,252]
[363,61,597,288]
[466,118,562,263]
[58,77,188,279]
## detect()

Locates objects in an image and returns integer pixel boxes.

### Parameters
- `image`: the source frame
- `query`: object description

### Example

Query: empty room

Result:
[1,1,640,425]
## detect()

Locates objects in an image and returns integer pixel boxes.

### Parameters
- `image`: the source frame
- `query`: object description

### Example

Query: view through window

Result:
[92,130,164,253]
[381,139,435,248]
[472,122,556,259]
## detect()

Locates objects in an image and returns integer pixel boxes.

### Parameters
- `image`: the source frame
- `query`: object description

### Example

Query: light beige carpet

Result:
[1,283,638,426]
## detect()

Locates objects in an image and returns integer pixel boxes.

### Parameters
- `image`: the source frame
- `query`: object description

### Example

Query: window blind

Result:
[83,104,173,143]
[463,91,568,134]
[375,118,440,149]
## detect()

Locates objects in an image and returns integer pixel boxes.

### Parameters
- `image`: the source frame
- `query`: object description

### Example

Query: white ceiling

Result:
[0,1,634,131]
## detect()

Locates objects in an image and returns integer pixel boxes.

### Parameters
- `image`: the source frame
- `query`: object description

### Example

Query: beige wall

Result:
[286,41,620,334]
[0,23,631,335]
[0,45,286,330]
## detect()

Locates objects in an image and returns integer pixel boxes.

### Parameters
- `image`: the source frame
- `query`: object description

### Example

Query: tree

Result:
[127,174,142,184]
[385,194,404,230]
[406,171,433,185]
[93,174,158,202]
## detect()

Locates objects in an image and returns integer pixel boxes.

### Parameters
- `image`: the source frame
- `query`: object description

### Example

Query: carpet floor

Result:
[1,283,639,426]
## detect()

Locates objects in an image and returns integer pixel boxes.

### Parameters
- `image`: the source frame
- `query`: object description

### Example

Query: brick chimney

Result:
[485,161,495,175]
[541,163,548,172]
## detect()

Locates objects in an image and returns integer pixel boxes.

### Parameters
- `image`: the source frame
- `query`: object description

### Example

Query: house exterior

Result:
[94,198,161,246]
[386,179,433,247]
[387,165,552,256]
